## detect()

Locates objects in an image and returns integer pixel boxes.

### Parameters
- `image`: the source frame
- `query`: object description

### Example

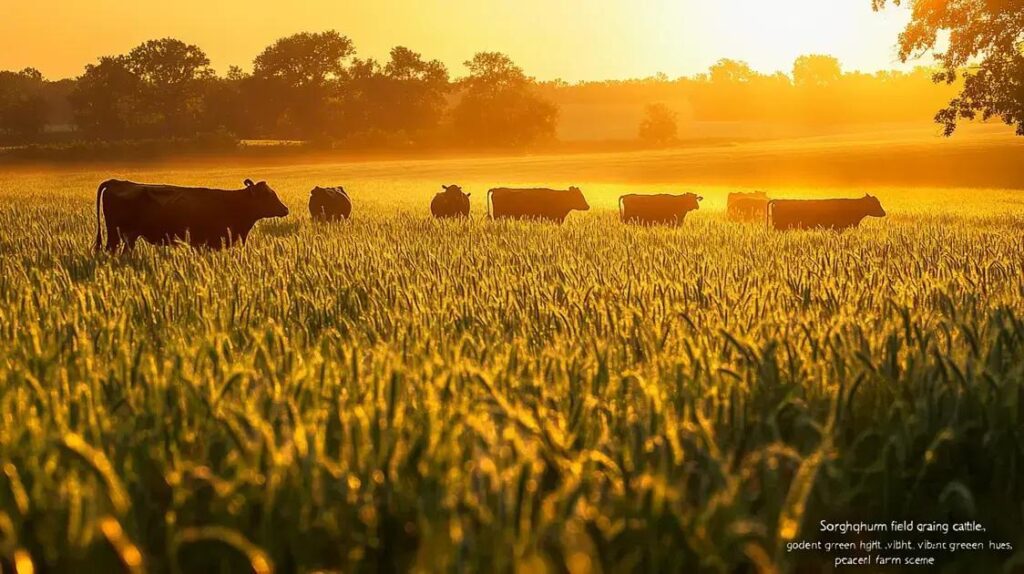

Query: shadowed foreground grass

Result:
[0,167,1023,572]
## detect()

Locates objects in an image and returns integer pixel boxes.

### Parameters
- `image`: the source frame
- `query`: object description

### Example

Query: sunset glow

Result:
[1,0,912,80]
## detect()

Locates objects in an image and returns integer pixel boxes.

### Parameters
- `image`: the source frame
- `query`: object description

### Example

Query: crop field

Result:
[1,156,1023,572]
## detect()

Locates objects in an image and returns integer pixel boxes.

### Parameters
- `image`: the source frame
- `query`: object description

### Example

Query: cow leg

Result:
[104,223,122,251]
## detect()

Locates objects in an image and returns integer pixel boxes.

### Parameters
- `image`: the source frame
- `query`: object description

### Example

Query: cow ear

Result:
[466,193,472,198]
[698,196,704,201]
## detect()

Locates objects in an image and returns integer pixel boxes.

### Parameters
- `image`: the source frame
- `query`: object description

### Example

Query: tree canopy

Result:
[638,103,678,145]
[0,29,974,147]
[69,39,215,138]
[709,59,756,84]
[793,55,842,87]
[0,68,48,140]
[253,31,354,87]
[452,52,557,147]
[873,0,1024,135]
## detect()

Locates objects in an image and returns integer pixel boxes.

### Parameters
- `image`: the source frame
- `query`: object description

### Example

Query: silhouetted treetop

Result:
[793,55,842,87]
[345,46,451,139]
[709,59,757,84]
[254,31,355,87]
[18,68,44,82]
[386,46,448,83]
[453,52,556,147]
[873,0,1024,135]
[126,39,213,87]
[638,103,678,145]
[69,38,215,138]
[70,56,144,138]
[0,68,48,139]
[462,52,531,92]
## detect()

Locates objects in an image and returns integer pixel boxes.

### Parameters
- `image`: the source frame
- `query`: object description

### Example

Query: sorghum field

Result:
[1,160,1023,573]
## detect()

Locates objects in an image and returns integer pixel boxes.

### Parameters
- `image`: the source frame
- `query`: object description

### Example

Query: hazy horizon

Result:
[1,0,918,81]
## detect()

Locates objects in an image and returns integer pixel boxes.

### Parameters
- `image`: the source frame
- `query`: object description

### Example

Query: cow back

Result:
[620,194,697,225]
[769,198,874,230]
[488,188,580,222]
[309,187,352,221]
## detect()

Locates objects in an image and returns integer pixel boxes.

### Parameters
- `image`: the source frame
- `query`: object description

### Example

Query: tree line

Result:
[0,31,557,148]
[0,45,951,150]
[2,9,1020,149]
[553,56,958,145]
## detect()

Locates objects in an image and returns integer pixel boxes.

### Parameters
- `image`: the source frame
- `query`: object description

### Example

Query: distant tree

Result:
[342,57,386,136]
[125,38,214,136]
[873,0,1024,135]
[793,55,842,87]
[200,66,248,136]
[252,31,355,138]
[346,46,449,141]
[709,59,757,84]
[695,59,769,121]
[254,31,353,87]
[69,39,213,139]
[0,68,48,141]
[384,47,449,132]
[69,56,145,139]
[452,52,557,147]
[638,103,678,145]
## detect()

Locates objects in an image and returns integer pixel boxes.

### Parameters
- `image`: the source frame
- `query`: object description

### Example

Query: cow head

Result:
[863,194,886,217]
[443,184,470,198]
[567,186,590,211]
[245,180,289,218]
[682,193,703,211]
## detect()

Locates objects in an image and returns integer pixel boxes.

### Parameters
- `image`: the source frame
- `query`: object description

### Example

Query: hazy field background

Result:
[1,132,1023,572]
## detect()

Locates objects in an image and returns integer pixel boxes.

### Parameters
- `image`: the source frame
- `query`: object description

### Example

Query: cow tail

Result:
[766,200,775,230]
[487,189,493,219]
[618,196,624,221]
[94,180,112,251]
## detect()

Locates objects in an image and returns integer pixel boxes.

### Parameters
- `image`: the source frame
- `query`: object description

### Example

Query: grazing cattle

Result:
[487,186,589,223]
[727,191,769,222]
[94,179,289,251]
[430,184,471,219]
[619,193,702,226]
[309,186,352,222]
[767,195,886,231]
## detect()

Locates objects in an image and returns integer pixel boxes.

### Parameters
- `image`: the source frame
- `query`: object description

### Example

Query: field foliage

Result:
[1,162,1023,572]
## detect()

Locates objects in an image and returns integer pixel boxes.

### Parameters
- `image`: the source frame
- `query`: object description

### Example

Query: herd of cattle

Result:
[93,179,887,250]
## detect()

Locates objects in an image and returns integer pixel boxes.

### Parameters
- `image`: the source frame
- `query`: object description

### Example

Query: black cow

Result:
[727,191,769,222]
[767,195,886,231]
[487,186,589,223]
[94,179,289,251]
[309,186,352,222]
[619,193,702,226]
[430,184,471,219]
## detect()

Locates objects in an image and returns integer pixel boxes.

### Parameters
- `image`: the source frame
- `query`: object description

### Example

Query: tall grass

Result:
[0,167,1022,572]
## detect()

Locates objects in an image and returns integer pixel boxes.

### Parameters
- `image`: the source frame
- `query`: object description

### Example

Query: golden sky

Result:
[0,0,912,81]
